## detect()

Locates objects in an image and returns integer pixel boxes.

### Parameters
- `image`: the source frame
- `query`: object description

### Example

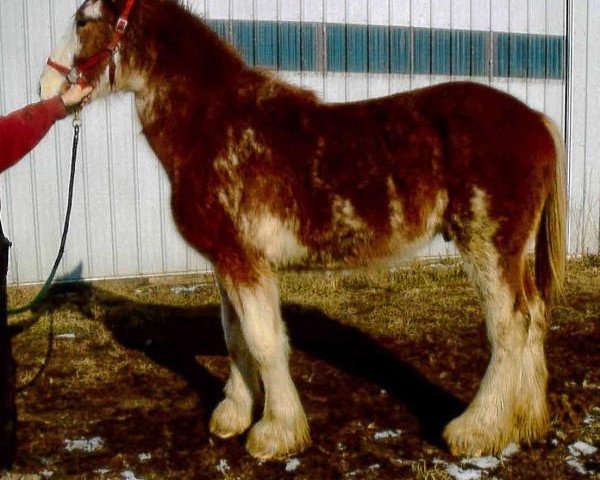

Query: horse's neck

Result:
[130,18,253,174]
[133,68,260,177]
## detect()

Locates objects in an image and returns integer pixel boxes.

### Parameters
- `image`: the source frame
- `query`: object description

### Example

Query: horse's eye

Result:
[76,19,89,28]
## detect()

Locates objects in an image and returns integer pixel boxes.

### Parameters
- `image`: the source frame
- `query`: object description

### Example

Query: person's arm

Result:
[0,85,92,174]
[0,96,67,173]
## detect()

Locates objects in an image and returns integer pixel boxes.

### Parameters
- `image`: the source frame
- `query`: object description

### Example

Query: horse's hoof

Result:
[444,394,550,456]
[245,415,311,460]
[209,398,252,439]
[443,410,515,457]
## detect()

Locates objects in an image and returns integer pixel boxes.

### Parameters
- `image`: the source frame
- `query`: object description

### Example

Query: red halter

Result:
[47,0,136,88]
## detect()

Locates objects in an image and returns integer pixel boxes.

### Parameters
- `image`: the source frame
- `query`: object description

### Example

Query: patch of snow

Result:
[566,457,589,475]
[95,469,110,475]
[551,438,559,446]
[462,456,500,470]
[122,471,144,480]
[40,470,54,478]
[500,443,520,458]
[285,458,301,472]
[374,429,402,440]
[138,452,152,462]
[64,436,104,453]
[171,285,201,295]
[345,465,380,478]
[569,441,598,457]
[216,459,230,474]
[445,463,482,480]
[56,333,76,339]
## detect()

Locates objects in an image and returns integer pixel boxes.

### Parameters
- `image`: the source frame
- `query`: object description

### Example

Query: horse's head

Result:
[40,0,136,100]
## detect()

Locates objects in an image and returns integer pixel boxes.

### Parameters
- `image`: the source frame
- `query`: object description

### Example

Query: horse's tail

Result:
[535,115,567,305]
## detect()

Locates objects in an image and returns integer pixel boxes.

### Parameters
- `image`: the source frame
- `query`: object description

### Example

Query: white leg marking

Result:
[209,282,261,439]
[222,273,310,460]
[444,188,549,456]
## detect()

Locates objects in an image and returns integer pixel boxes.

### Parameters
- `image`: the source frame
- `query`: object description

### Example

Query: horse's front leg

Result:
[209,281,261,438]
[218,268,310,460]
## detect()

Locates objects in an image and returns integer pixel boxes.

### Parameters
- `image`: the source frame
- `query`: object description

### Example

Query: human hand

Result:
[60,84,93,108]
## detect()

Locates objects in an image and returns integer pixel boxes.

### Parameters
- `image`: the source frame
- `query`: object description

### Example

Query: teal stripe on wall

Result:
[390,27,410,74]
[327,23,346,72]
[279,22,301,71]
[369,25,389,73]
[301,23,318,71]
[232,20,254,65]
[206,19,564,80]
[347,24,368,72]
[471,31,488,76]
[451,30,470,76]
[255,21,278,69]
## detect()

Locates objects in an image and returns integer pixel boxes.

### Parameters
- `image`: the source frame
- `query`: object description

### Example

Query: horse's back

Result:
[294,81,557,263]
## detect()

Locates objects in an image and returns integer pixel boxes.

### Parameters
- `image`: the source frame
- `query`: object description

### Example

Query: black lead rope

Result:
[6,112,81,315]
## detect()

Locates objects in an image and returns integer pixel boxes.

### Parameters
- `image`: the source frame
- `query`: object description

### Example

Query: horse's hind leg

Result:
[444,196,549,456]
[218,268,310,460]
[209,281,261,438]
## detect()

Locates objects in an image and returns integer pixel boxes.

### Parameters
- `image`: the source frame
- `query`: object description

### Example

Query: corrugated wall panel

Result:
[568,0,600,254]
[0,0,588,285]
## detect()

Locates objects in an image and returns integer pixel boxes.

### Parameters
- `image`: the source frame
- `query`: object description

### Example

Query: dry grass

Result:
[1,257,598,479]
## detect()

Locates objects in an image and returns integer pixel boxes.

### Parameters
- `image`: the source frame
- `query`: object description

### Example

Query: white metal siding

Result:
[0,0,591,285]
[567,0,600,254]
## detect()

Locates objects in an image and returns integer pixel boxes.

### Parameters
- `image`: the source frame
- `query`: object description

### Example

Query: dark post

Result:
[0,216,15,469]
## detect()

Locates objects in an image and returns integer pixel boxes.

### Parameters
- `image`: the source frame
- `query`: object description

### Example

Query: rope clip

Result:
[72,108,81,128]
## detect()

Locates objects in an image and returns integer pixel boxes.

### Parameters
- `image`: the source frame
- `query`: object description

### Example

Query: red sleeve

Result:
[0,96,67,174]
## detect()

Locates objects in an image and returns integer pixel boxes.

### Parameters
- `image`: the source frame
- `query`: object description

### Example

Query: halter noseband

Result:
[47,0,136,88]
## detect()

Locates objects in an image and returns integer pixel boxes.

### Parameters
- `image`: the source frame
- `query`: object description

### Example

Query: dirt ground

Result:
[1,257,598,479]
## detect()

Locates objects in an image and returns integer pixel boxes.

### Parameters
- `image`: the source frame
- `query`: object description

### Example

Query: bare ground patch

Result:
[2,258,599,479]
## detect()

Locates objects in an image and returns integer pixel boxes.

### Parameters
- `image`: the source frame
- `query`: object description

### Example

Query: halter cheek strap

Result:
[46,0,136,88]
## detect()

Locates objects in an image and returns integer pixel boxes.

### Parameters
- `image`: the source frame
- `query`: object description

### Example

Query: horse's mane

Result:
[132,0,247,86]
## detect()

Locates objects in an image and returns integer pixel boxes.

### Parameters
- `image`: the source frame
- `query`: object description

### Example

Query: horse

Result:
[40,0,566,461]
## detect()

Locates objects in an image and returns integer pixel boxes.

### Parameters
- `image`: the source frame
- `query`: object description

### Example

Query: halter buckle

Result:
[116,18,128,33]
[66,68,82,85]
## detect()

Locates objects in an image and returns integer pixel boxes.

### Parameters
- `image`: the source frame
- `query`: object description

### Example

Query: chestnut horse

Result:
[40,0,566,460]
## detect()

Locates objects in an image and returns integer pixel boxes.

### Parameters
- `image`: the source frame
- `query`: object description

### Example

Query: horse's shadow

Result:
[25,281,465,447]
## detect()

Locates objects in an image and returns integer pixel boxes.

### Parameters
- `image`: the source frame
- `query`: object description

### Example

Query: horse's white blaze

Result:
[40,24,80,99]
